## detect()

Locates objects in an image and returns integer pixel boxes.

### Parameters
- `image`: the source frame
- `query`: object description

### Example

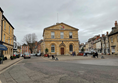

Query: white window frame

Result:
[60,32,64,39]
[69,32,72,38]
[9,26,10,33]
[8,37,10,43]
[51,32,55,39]
[4,34,5,42]
[111,37,113,43]
[51,45,55,53]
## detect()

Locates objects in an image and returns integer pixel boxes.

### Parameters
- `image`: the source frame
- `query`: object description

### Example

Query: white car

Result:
[30,54,34,56]
[37,53,41,56]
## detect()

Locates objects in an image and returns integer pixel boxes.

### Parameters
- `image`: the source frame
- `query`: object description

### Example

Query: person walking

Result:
[93,52,95,58]
[95,52,98,58]
[72,51,74,56]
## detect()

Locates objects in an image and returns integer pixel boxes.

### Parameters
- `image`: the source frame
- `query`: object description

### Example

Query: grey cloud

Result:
[0,0,118,44]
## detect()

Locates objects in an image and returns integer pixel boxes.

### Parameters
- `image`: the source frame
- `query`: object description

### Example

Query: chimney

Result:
[102,34,105,37]
[115,21,117,27]
[106,32,108,35]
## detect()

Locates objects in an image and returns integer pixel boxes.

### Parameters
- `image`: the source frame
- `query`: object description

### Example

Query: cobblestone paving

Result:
[0,56,118,83]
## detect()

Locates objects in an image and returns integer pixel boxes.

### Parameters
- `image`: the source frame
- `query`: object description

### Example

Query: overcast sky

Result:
[1,0,118,44]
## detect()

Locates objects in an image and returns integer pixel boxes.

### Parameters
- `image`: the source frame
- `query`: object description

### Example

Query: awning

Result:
[0,44,7,50]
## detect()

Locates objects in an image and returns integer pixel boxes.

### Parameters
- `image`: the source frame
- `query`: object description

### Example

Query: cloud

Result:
[0,0,118,44]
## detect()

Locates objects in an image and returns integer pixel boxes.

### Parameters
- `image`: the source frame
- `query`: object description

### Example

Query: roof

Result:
[43,22,79,37]
[0,7,4,13]
[109,25,118,36]
[22,44,28,46]
[3,15,15,29]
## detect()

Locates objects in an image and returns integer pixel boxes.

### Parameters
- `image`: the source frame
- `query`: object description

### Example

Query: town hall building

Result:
[42,23,79,55]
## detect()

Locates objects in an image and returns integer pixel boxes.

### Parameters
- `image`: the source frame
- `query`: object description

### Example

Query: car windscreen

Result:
[24,53,29,55]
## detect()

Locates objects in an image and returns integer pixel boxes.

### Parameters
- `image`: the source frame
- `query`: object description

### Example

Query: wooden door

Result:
[61,48,64,55]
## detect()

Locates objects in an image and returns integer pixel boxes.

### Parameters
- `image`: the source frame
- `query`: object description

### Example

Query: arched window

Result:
[69,44,73,52]
[51,45,55,52]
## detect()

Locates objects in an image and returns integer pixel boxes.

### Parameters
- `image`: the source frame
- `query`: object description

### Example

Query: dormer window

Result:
[113,29,114,32]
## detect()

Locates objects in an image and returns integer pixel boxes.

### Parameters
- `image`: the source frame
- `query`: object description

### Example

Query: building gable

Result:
[45,23,78,30]
[43,23,79,36]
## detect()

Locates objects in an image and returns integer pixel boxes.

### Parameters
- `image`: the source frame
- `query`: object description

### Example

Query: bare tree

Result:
[23,33,37,53]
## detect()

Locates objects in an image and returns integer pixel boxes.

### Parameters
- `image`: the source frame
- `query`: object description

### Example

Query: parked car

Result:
[37,53,41,56]
[24,52,31,59]
[31,53,35,56]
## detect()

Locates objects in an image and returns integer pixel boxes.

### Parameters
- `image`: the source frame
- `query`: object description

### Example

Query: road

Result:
[0,56,118,83]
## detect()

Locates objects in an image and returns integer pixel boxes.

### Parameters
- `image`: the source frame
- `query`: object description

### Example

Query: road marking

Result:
[0,80,2,83]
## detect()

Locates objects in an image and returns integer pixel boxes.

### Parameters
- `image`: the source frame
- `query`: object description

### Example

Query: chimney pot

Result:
[106,32,108,35]
[115,21,117,26]
[102,34,105,37]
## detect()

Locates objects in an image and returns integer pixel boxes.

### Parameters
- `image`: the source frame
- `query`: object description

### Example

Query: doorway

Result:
[61,48,64,55]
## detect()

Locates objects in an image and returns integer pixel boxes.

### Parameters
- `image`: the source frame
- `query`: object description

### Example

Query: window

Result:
[51,45,55,52]
[60,32,64,39]
[9,26,10,33]
[4,34,5,42]
[51,32,55,39]
[69,32,72,38]
[8,37,10,43]
[111,37,113,43]
[4,21,6,30]
[117,36,118,42]
[69,44,73,52]
[15,43,17,48]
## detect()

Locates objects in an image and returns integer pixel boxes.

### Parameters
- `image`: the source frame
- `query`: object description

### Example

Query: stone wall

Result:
[109,34,118,54]
[43,23,79,55]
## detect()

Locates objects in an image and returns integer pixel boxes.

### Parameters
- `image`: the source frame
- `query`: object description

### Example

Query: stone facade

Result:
[0,8,14,59]
[85,42,89,52]
[21,44,30,54]
[109,21,118,54]
[42,23,79,55]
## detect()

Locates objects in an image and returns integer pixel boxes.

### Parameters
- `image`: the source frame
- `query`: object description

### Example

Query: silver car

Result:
[24,52,31,59]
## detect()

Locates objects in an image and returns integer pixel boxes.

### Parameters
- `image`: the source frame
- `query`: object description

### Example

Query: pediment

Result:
[45,23,79,30]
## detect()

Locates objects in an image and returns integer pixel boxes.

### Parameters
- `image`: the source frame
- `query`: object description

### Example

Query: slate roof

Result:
[109,25,118,36]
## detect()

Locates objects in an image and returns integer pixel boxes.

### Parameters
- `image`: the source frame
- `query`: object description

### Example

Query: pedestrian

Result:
[93,52,95,58]
[74,51,76,56]
[83,53,85,56]
[95,52,98,58]
[85,53,87,56]
[72,51,74,56]
[48,54,50,58]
